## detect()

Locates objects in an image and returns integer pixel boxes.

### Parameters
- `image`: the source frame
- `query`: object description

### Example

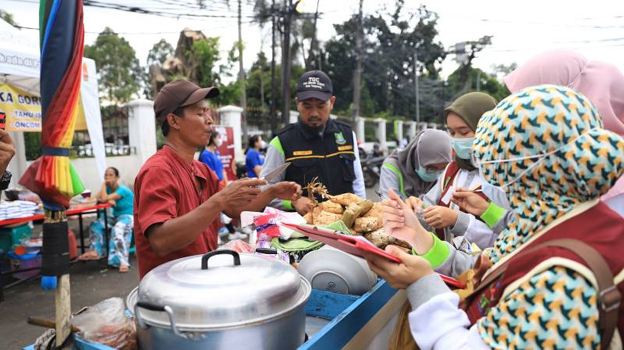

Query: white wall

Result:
[25,155,141,195]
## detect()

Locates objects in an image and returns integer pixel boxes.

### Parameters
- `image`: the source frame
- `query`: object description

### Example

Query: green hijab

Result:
[444,92,498,171]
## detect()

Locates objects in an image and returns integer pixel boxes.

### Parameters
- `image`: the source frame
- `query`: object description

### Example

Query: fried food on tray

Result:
[320,200,344,214]
[354,216,382,233]
[314,211,343,225]
[328,193,364,206]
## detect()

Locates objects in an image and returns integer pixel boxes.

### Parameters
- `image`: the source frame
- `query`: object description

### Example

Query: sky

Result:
[2,0,624,82]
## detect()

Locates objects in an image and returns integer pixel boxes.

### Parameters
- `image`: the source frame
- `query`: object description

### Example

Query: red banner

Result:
[213,125,236,181]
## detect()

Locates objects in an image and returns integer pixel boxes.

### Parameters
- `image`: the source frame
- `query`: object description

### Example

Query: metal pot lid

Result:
[135,250,310,330]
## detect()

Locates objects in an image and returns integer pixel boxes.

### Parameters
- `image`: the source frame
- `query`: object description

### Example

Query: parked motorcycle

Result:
[361,156,385,188]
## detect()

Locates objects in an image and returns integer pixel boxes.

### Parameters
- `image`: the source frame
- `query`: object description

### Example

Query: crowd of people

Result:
[88,49,624,347]
[2,47,621,348]
[126,49,622,348]
[365,50,624,349]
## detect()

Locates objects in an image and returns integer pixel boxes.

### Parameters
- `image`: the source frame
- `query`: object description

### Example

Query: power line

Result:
[15,21,258,36]
[7,0,258,19]
[82,0,257,19]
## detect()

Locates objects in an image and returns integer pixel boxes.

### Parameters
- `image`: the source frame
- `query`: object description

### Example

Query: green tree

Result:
[190,37,221,88]
[143,39,174,99]
[323,4,446,121]
[84,27,142,104]
[147,39,174,67]
[247,51,270,108]
[446,66,510,103]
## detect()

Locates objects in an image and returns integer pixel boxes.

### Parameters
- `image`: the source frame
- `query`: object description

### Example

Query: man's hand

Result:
[269,181,302,202]
[211,178,266,210]
[423,206,458,229]
[363,245,434,290]
[451,187,490,216]
[0,130,15,175]
[292,196,314,215]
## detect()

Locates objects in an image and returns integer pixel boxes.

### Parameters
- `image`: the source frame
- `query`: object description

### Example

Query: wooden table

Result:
[0,203,114,277]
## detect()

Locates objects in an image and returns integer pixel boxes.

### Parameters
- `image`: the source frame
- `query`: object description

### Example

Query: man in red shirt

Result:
[134,79,301,278]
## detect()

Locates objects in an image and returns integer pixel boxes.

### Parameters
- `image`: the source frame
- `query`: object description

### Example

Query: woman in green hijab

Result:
[410,92,507,250]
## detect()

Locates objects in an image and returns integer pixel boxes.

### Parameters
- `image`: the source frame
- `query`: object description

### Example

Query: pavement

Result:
[0,216,141,350]
[0,187,380,350]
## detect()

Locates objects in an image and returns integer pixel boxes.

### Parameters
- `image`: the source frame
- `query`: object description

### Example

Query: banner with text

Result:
[0,84,41,131]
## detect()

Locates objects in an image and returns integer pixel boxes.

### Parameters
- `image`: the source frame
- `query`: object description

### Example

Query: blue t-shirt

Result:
[107,184,134,217]
[199,149,224,181]
[245,148,264,178]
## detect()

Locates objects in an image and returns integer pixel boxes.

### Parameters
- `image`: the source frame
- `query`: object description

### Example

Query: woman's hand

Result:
[423,206,458,229]
[382,189,433,254]
[405,196,425,212]
[363,245,434,290]
[382,189,420,247]
[451,187,490,216]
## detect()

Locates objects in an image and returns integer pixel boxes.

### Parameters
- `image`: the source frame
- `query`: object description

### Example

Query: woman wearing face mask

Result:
[366,85,624,350]
[245,135,265,178]
[454,50,624,217]
[199,130,228,184]
[409,92,505,250]
[379,129,452,201]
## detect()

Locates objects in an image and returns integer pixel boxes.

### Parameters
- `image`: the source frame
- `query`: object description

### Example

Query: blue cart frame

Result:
[25,280,403,350]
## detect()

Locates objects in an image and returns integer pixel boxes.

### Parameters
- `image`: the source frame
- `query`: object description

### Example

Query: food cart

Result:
[25,278,404,350]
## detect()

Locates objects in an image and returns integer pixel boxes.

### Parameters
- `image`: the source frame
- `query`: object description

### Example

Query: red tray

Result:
[281,222,466,289]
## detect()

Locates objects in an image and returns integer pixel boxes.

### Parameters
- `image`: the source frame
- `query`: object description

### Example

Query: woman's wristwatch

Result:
[0,171,12,190]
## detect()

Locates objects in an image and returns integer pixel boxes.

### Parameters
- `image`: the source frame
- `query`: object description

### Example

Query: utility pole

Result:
[270,0,277,135]
[238,0,248,142]
[281,0,293,125]
[476,70,481,91]
[352,0,364,127]
[414,51,420,124]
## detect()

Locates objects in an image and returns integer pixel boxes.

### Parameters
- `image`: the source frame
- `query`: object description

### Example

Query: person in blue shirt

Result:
[78,167,134,273]
[199,131,227,183]
[245,135,265,178]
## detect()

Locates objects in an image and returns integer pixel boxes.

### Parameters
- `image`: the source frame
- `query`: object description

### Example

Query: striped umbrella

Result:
[19,0,85,346]
[20,0,85,207]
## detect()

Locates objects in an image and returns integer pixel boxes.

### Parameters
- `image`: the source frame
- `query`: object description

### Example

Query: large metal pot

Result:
[126,250,311,350]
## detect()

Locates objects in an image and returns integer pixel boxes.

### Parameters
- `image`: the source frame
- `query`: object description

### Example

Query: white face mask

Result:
[473,128,597,203]
[214,138,223,147]
[259,140,267,149]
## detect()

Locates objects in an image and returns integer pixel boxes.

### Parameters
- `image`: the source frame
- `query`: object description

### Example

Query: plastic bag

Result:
[220,239,255,253]
[71,297,137,350]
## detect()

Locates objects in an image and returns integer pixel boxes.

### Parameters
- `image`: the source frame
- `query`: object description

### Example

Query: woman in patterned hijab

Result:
[364,85,624,349]
[474,85,623,262]
[504,49,624,213]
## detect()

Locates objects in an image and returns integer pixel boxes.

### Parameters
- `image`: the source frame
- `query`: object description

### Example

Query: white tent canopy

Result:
[0,18,107,186]
[0,17,40,94]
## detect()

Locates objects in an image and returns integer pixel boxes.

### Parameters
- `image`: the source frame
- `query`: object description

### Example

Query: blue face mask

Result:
[451,137,474,160]
[416,166,441,182]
